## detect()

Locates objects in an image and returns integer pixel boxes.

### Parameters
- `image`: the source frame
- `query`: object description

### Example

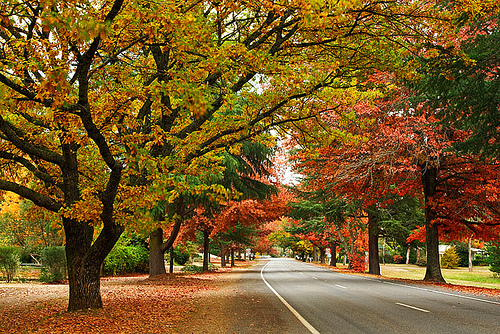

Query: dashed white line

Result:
[335,284,347,289]
[383,281,500,306]
[396,302,430,313]
[261,262,320,334]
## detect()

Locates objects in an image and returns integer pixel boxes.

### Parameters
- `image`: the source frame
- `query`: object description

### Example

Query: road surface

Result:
[228,258,500,334]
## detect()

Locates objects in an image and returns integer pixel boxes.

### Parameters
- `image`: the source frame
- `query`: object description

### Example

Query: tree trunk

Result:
[422,165,445,282]
[368,206,381,275]
[424,221,445,281]
[406,247,411,265]
[329,240,337,267]
[203,230,210,271]
[382,238,385,265]
[149,227,167,277]
[230,248,235,267]
[313,245,318,262]
[319,248,325,264]
[169,246,174,274]
[64,217,123,311]
[220,243,226,267]
[468,237,473,272]
[67,261,102,311]
[148,197,184,277]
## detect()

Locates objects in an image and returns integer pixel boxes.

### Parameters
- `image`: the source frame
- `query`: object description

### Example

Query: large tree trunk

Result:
[368,206,381,275]
[203,229,210,271]
[64,217,123,311]
[424,221,444,281]
[230,248,235,267]
[422,165,445,282]
[149,227,167,277]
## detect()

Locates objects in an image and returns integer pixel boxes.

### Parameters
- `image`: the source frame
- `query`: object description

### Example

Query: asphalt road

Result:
[248,258,500,334]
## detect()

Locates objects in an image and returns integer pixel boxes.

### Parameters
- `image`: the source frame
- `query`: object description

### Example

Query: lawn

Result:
[380,264,500,289]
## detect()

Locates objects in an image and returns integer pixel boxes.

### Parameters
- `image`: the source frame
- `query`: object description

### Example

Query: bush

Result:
[348,253,366,273]
[441,246,460,269]
[172,247,190,266]
[393,254,404,264]
[181,263,216,273]
[383,253,394,264]
[0,246,20,282]
[453,242,470,267]
[416,257,427,267]
[103,242,148,276]
[486,243,500,275]
[40,246,67,283]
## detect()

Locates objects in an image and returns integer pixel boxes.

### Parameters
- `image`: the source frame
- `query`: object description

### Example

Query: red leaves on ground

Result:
[0,273,227,334]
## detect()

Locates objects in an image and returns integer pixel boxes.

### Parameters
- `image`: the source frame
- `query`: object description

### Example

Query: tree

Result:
[0,0,460,311]
[178,141,278,272]
[413,13,500,157]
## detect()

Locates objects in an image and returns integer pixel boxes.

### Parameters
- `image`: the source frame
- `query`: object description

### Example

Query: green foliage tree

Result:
[0,246,20,282]
[413,14,500,157]
[486,242,500,276]
[40,246,67,283]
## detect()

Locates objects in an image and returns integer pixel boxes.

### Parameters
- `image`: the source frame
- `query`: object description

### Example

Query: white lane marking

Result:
[331,269,500,306]
[396,302,430,313]
[335,284,346,289]
[383,281,500,306]
[312,277,318,280]
[261,262,321,334]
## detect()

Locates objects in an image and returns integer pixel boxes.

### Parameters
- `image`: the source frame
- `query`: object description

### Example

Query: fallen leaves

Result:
[0,272,229,334]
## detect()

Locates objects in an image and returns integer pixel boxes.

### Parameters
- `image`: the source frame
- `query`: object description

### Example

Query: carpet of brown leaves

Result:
[0,270,233,334]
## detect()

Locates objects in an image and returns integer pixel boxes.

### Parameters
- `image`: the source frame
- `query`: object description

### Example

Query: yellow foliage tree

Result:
[0,0,464,311]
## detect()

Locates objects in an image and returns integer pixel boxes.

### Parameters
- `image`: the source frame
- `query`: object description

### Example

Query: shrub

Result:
[441,246,460,269]
[40,246,67,283]
[453,242,470,267]
[172,247,190,266]
[181,263,216,273]
[486,242,500,276]
[348,253,366,273]
[0,246,20,282]
[103,242,148,276]
[393,254,404,264]
[383,253,395,264]
[416,257,427,267]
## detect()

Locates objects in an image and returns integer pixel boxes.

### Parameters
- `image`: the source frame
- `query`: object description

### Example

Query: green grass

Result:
[380,264,500,289]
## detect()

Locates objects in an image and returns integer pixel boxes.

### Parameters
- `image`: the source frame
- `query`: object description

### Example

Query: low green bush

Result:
[181,263,216,273]
[416,257,427,267]
[103,241,148,276]
[40,246,67,283]
[0,246,20,282]
[172,247,190,266]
